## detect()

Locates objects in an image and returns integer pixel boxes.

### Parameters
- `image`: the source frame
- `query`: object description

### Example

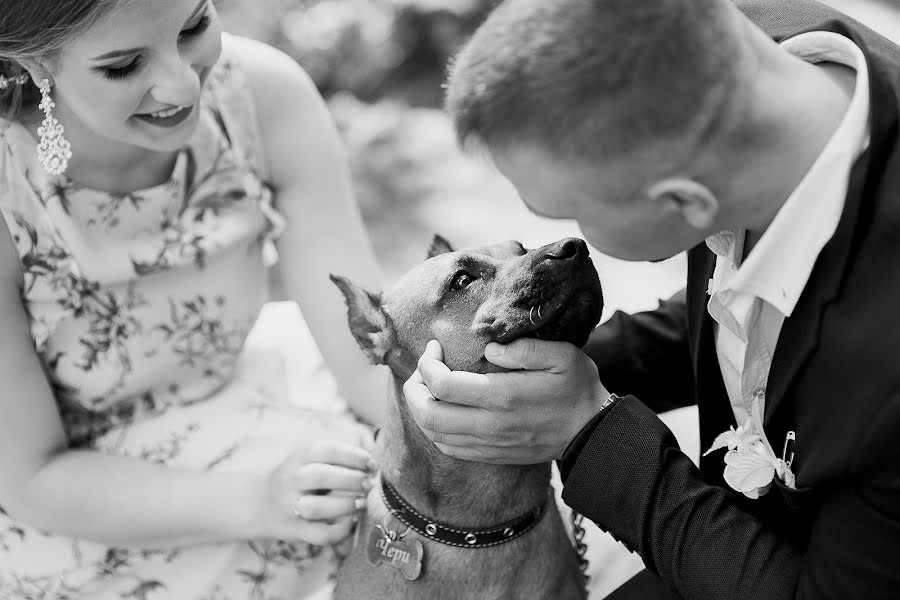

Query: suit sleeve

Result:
[584,289,696,413]
[734,0,900,60]
[562,395,900,600]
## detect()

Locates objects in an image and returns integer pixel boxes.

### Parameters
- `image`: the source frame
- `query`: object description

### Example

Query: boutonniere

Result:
[704,419,796,499]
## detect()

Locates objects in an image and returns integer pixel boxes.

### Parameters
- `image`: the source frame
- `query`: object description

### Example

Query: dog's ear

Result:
[427,234,454,259]
[330,274,393,365]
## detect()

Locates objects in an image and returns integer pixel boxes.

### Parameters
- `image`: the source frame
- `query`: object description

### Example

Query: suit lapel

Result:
[687,247,736,480]
[764,24,899,424]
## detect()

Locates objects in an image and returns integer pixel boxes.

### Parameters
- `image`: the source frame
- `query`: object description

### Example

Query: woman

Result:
[0,0,387,597]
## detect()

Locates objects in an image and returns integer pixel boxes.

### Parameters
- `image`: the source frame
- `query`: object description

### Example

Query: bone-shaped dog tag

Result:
[365,528,424,580]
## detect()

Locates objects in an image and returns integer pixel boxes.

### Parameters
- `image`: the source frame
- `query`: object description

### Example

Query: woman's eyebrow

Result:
[90,0,207,61]
[91,46,144,61]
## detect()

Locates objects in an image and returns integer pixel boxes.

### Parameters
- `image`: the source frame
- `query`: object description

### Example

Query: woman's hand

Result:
[256,441,376,545]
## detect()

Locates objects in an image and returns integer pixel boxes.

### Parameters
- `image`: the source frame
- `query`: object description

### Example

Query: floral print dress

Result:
[0,34,364,600]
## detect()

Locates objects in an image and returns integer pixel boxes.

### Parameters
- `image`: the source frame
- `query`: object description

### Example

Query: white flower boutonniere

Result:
[704,419,795,499]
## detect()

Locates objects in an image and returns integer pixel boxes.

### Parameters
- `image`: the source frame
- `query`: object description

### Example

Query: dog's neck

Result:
[376,374,551,528]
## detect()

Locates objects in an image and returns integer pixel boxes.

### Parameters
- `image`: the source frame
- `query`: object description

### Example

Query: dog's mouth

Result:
[493,286,603,348]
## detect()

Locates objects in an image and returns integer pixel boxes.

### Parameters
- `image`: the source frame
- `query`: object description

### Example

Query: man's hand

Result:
[403,338,608,464]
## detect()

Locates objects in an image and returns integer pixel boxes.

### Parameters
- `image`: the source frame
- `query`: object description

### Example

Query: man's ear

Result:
[329,274,392,365]
[646,178,719,230]
[427,234,454,259]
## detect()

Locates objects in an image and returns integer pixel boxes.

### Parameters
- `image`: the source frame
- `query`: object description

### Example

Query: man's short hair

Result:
[445,0,743,160]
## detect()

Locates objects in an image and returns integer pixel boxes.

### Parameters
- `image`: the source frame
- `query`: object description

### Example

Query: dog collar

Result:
[380,478,549,549]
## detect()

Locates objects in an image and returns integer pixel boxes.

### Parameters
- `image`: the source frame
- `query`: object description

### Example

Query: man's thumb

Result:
[423,339,444,361]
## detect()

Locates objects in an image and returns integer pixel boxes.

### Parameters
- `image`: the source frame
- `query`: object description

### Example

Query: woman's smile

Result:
[133,104,194,128]
[32,0,223,161]
[130,64,211,133]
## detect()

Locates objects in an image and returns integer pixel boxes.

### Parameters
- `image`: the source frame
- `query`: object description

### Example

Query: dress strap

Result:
[204,33,271,181]
[201,33,286,266]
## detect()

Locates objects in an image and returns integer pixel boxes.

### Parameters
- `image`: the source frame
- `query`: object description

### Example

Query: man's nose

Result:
[540,237,587,261]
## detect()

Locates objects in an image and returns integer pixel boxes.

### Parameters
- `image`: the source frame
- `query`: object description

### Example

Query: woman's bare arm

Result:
[0,217,361,548]
[237,36,388,426]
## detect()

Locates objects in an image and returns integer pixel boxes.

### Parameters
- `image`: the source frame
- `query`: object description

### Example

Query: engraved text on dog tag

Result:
[365,528,424,580]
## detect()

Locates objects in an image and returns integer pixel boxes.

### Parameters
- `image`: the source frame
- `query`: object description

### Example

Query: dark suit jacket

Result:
[561,1,900,598]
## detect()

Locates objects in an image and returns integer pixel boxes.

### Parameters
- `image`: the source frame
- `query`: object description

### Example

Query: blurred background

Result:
[218,0,900,315]
[218,0,690,319]
[219,0,900,595]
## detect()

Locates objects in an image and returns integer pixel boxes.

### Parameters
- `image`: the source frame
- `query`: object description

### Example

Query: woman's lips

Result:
[134,66,211,129]
[134,104,194,128]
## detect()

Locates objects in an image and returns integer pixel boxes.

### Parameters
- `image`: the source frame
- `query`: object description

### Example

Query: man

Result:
[403,0,900,598]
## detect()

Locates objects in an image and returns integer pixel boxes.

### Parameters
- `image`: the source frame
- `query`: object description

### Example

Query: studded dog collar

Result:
[379,478,549,549]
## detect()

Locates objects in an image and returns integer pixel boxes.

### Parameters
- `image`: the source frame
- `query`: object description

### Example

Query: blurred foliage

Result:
[219,0,496,106]
[219,0,511,280]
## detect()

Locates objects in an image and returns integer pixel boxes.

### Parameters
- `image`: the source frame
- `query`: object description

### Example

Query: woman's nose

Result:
[151,55,202,107]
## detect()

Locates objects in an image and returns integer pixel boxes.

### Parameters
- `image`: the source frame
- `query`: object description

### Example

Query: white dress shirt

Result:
[705,31,871,430]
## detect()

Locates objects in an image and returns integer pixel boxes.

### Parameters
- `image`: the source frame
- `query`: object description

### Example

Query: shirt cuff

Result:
[560,393,621,482]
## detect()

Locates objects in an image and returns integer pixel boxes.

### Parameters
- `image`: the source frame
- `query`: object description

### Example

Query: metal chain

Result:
[570,510,591,591]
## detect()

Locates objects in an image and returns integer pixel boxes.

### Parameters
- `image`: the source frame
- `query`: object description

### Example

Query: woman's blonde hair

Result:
[0,0,128,119]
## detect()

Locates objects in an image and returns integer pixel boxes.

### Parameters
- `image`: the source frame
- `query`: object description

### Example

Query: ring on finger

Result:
[292,496,305,519]
[354,496,366,512]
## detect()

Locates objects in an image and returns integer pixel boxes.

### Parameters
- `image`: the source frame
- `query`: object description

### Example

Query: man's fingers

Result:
[427,431,518,449]
[434,442,519,465]
[484,338,579,372]
[404,379,492,436]
[419,365,497,407]
[423,339,444,361]
[416,346,452,396]
[414,342,503,408]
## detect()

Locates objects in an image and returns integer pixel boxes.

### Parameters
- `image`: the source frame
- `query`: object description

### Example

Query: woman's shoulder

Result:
[220,33,319,96]
[217,33,327,142]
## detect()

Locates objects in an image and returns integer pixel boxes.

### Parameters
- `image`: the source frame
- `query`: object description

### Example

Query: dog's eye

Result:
[450,271,476,291]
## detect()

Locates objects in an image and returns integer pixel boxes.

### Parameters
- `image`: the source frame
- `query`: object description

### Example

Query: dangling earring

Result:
[0,73,29,90]
[36,78,72,177]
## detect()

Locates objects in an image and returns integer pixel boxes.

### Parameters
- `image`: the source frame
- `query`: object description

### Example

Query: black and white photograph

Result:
[1,0,899,598]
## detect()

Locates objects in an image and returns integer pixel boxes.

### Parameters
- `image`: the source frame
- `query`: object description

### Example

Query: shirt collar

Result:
[705,31,870,316]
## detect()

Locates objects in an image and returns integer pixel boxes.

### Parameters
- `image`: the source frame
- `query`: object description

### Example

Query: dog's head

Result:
[331,236,603,378]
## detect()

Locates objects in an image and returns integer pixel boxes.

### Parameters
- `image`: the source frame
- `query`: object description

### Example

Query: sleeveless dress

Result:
[0,34,365,600]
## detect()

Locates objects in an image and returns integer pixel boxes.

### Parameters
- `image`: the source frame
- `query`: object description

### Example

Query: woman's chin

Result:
[128,110,200,151]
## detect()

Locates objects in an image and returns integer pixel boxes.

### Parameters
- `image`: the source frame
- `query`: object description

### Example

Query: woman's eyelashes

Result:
[179,14,212,41]
[101,56,143,80]
[97,11,213,81]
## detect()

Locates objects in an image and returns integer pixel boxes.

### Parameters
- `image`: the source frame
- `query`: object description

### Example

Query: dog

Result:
[331,236,603,599]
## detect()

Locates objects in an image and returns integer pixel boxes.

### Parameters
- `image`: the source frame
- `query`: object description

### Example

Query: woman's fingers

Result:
[304,441,375,473]
[291,515,358,546]
[292,493,366,521]
[292,462,373,494]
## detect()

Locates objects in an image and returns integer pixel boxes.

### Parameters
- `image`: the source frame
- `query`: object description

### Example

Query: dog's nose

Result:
[542,238,586,261]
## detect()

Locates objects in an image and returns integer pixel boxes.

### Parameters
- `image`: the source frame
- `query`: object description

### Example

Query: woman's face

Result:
[40,0,223,153]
